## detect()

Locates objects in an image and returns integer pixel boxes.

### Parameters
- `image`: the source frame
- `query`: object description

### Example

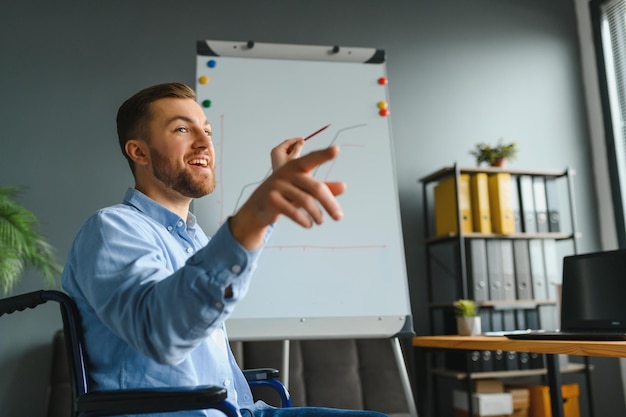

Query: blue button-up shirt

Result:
[62,188,269,416]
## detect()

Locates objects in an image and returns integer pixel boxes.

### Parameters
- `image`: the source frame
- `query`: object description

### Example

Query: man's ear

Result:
[125,139,150,166]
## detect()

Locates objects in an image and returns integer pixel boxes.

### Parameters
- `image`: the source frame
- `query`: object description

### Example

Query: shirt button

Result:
[231,265,241,274]
[186,247,193,253]
[215,302,223,309]
[223,379,231,386]
[167,225,173,231]
[177,220,184,227]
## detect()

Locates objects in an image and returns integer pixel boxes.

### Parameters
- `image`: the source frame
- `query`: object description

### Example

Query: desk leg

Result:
[584,356,595,417]
[465,353,474,417]
[546,354,564,417]
[414,347,431,417]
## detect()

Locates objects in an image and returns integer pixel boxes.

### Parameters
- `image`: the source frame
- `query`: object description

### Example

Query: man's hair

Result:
[116,82,196,173]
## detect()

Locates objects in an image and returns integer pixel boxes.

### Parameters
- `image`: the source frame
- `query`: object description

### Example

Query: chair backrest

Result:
[0,290,89,414]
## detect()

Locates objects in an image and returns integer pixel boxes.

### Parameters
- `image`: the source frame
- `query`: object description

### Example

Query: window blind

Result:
[600,0,626,147]
[596,0,626,243]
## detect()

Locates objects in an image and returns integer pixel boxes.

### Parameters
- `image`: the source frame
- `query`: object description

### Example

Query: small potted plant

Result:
[454,299,481,336]
[469,140,518,167]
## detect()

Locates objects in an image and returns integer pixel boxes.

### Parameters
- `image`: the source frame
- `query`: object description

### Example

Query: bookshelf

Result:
[420,164,580,325]
[418,163,590,416]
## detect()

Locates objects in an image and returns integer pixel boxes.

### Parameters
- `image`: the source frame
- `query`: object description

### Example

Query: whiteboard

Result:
[194,40,412,340]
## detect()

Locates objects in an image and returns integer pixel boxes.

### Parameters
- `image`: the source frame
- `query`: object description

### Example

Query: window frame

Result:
[590,0,626,247]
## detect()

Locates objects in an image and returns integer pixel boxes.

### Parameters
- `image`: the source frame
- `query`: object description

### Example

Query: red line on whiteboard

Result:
[218,114,225,223]
[267,244,387,250]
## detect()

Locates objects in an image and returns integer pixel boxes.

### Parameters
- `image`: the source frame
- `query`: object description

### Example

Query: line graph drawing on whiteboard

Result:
[228,122,368,216]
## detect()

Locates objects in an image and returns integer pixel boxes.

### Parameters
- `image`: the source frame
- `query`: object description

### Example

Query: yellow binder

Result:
[488,172,515,234]
[469,173,492,234]
[434,174,473,236]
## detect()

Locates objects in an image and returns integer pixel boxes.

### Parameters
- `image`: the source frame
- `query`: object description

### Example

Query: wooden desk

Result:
[413,335,622,417]
[413,335,626,357]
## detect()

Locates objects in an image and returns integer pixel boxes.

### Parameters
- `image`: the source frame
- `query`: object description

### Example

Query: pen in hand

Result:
[286,124,331,154]
[304,124,331,141]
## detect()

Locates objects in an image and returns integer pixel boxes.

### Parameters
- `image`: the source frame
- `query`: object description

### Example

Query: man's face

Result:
[145,97,216,199]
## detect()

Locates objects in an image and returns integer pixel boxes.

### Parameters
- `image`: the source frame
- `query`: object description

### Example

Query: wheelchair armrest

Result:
[242,368,280,381]
[243,368,292,408]
[75,385,238,416]
[0,290,45,316]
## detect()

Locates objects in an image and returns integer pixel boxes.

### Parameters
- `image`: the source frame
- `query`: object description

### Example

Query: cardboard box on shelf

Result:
[454,391,513,416]
[506,387,530,417]
[474,379,505,393]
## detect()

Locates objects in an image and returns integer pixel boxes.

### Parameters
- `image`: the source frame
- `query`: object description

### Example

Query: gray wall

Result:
[0,1,620,416]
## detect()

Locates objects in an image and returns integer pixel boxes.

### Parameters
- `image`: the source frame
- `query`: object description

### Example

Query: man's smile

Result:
[188,157,210,167]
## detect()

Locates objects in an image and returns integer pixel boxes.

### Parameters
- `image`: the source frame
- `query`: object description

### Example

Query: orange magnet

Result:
[377,101,388,110]
[198,75,209,84]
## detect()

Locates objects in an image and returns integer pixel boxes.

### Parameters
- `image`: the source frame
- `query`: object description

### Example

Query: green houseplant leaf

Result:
[0,186,61,294]
[453,299,478,318]
[469,140,518,166]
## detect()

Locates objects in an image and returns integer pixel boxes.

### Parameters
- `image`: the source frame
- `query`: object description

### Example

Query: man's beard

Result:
[151,149,215,199]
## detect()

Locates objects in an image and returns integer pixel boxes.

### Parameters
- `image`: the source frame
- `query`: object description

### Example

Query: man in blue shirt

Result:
[62,82,388,417]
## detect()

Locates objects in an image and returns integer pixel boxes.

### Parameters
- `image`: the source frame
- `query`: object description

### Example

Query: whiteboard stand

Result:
[279,338,418,417]
[391,337,419,417]
[282,340,290,389]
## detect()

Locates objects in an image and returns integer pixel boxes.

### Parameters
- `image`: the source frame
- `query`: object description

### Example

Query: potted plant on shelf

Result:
[454,299,481,336]
[0,186,61,295]
[469,140,518,167]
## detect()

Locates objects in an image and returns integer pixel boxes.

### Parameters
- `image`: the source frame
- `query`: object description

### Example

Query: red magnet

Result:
[377,77,388,85]
[379,108,390,117]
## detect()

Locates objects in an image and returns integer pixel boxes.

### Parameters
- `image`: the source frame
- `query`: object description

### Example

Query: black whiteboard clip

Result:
[393,315,415,338]
[246,40,255,49]
[331,45,340,54]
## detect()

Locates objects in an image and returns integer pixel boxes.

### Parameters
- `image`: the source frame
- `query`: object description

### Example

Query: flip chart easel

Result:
[194,40,416,416]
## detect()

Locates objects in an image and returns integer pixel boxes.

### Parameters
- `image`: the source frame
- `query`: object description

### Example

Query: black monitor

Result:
[561,249,626,331]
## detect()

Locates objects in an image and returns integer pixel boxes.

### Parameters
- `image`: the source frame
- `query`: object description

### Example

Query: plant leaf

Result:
[0,186,62,294]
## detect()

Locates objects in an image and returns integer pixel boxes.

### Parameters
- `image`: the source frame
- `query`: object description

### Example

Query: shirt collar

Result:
[122,187,197,230]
